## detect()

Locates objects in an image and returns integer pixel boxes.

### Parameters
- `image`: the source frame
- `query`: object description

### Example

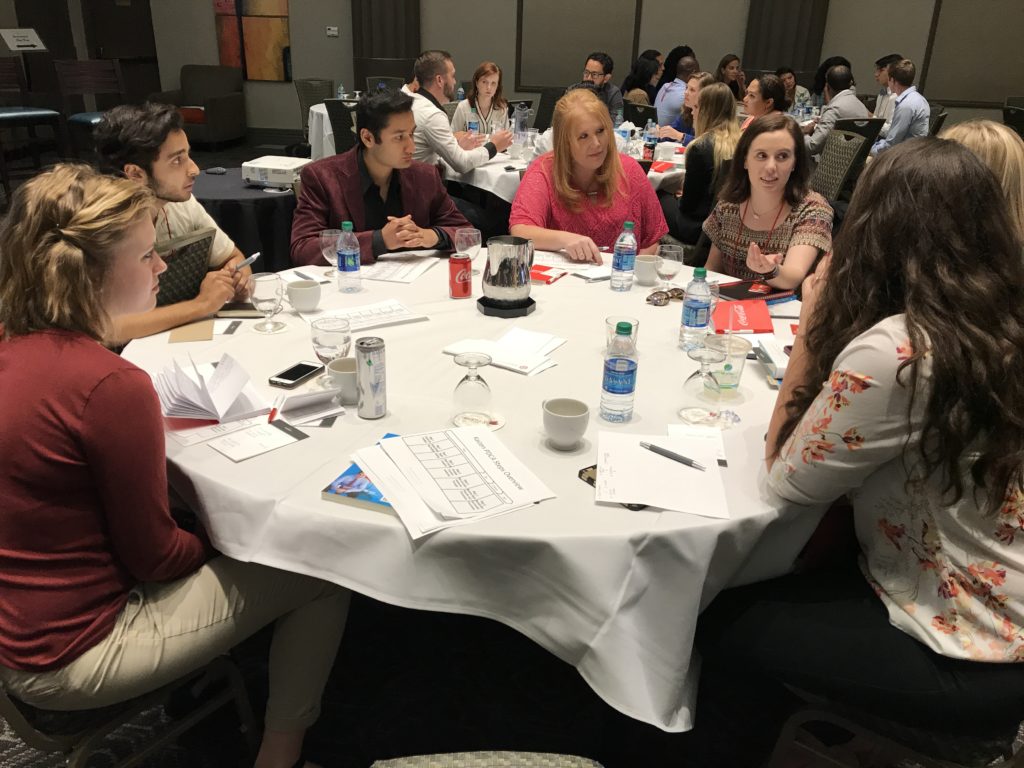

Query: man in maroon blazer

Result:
[290,90,470,266]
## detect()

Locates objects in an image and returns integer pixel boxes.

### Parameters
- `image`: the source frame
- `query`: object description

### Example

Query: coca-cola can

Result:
[449,252,472,299]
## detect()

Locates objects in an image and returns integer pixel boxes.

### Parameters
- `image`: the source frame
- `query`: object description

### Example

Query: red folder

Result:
[712,299,773,334]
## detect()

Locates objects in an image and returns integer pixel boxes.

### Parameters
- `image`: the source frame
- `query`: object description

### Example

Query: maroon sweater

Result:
[0,331,207,672]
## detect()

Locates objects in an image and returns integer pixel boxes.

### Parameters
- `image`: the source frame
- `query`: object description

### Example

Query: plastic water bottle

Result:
[467,107,479,136]
[680,266,712,349]
[610,221,637,292]
[600,321,638,422]
[336,82,346,100]
[642,120,657,161]
[336,221,361,293]
[456,85,465,101]
[613,108,624,129]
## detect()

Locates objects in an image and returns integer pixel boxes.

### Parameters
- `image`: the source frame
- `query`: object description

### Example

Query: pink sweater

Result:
[509,153,668,249]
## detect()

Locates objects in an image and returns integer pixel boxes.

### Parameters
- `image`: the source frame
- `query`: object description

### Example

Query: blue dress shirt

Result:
[871,86,929,156]
[655,79,686,126]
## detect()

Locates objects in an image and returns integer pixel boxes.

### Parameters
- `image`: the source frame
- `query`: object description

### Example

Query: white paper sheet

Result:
[532,250,593,271]
[280,388,345,425]
[443,327,565,376]
[595,432,729,519]
[207,420,309,462]
[167,416,264,447]
[282,269,331,285]
[355,427,555,538]
[667,424,729,468]
[361,251,440,283]
[298,299,427,332]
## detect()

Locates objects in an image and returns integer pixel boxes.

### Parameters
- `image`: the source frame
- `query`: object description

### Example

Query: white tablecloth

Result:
[123,259,819,732]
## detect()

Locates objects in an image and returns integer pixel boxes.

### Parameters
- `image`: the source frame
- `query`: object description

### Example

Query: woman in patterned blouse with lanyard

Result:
[702,112,833,289]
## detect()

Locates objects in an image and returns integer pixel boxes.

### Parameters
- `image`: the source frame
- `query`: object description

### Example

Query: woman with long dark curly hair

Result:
[691,138,1024,765]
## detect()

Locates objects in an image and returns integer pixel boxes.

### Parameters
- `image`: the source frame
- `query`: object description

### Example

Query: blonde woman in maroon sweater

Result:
[0,164,347,768]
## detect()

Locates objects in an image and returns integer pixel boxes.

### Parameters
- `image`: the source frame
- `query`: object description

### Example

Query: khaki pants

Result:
[0,557,350,732]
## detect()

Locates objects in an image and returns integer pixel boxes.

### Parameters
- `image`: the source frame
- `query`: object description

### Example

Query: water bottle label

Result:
[612,247,636,272]
[602,358,637,395]
[683,299,710,328]
[337,250,360,273]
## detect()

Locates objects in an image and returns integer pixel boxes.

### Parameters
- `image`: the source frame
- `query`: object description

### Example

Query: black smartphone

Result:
[268,361,323,389]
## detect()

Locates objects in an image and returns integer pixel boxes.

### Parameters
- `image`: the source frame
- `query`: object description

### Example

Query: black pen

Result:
[639,441,705,471]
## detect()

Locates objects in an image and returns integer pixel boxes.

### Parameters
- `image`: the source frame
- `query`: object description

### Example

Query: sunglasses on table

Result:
[646,288,685,306]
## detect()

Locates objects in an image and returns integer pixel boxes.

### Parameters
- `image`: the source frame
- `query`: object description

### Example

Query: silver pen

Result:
[639,441,706,471]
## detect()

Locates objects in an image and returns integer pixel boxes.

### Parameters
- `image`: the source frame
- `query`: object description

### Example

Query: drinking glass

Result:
[319,229,341,277]
[523,128,539,161]
[452,352,493,427]
[310,317,352,387]
[680,344,727,409]
[250,273,286,334]
[656,244,683,289]
[454,227,482,276]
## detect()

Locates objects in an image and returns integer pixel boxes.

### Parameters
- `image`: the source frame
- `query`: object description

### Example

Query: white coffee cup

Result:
[327,357,358,405]
[542,398,589,451]
[635,254,658,286]
[286,279,321,312]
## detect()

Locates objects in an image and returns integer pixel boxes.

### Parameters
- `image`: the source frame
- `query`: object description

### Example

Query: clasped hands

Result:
[382,215,440,250]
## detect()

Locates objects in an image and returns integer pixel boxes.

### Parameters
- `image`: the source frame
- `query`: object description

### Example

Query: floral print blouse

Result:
[769,316,1024,661]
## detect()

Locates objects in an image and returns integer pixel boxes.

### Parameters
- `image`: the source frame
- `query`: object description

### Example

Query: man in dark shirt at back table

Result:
[290,90,469,266]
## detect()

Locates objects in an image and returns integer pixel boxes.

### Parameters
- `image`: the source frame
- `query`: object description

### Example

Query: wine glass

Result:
[454,227,482,276]
[250,273,286,334]
[319,229,341,278]
[452,352,493,427]
[656,244,683,289]
[680,345,727,410]
[310,317,352,387]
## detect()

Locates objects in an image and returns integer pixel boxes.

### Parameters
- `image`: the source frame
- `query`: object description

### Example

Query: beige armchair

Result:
[150,65,246,145]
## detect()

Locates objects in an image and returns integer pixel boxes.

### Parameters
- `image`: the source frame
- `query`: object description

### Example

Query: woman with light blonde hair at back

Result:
[661,82,742,244]
[941,119,1024,243]
[509,88,667,263]
[0,163,350,768]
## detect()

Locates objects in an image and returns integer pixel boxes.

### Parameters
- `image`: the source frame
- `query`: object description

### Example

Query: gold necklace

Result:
[748,200,784,221]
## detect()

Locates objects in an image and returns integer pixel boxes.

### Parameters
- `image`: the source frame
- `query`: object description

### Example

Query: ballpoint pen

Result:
[233,251,260,272]
[639,441,706,471]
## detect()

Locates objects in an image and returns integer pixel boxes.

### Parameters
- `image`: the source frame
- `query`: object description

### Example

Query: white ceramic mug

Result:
[286,279,321,312]
[634,254,658,287]
[327,357,358,405]
[542,398,590,451]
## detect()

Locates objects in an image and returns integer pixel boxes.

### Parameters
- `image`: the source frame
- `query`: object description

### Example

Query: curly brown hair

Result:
[774,137,1024,512]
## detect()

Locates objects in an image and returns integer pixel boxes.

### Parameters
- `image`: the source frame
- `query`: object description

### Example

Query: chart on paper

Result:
[403,432,513,515]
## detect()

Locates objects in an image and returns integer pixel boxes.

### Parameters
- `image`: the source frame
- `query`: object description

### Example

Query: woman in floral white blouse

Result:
[690,137,1024,765]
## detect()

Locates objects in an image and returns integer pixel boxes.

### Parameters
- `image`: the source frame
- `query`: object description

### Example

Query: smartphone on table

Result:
[268,361,323,389]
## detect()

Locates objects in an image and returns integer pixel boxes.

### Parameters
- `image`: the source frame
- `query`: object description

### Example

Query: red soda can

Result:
[449,252,472,298]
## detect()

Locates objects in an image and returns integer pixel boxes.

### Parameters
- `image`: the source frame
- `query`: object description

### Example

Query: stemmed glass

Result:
[454,227,482,276]
[680,345,727,409]
[319,229,341,278]
[250,273,286,334]
[310,317,352,387]
[452,352,493,427]
[656,244,683,289]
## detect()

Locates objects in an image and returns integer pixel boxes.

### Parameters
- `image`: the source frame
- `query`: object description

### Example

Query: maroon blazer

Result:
[290,148,470,266]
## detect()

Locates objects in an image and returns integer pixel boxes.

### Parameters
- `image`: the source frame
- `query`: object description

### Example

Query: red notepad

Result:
[712,299,773,334]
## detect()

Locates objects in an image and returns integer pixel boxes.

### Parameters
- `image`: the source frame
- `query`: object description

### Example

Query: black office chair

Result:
[833,117,884,146]
[532,86,566,132]
[1005,105,1024,139]
[928,104,948,136]
[623,102,658,127]
[0,57,66,203]
[324,98,358,154]
[365,76,405,95]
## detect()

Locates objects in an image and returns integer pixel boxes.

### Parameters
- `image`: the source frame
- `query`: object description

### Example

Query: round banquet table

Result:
[122,256,822,732]
[192,168,297,273]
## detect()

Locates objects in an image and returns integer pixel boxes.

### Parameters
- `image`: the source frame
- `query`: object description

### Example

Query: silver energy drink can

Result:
[355,336,386,419]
